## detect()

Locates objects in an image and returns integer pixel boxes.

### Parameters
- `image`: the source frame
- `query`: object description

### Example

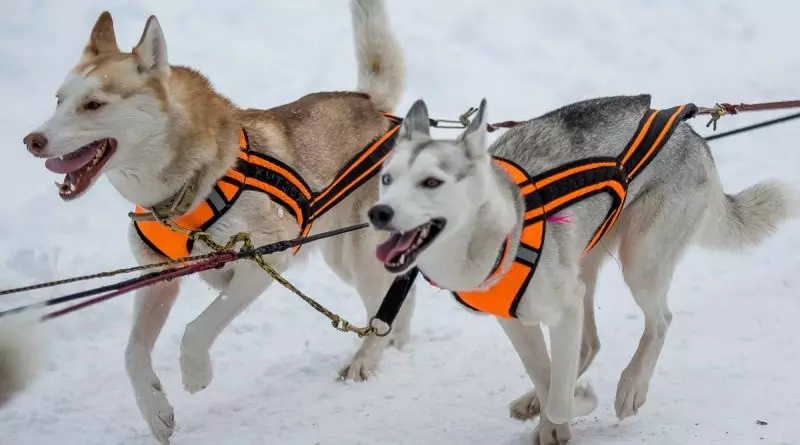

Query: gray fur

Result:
[373,94,797,443]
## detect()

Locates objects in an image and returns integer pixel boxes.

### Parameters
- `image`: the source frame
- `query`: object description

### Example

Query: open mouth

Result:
[44,139,117,200]
[375,218,446,273]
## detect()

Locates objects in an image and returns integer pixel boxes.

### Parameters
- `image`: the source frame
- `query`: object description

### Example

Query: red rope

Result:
[487,120,525,132]
[485,99,800,133]
[42,253,235,320]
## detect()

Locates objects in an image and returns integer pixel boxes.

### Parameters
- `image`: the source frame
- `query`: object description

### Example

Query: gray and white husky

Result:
[368,95,795,444]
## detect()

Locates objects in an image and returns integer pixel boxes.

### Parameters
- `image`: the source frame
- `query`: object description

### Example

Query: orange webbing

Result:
[583,201,623,254]
[292,225,312,254]
[494,158,529,185]
[133,205,194,260]
[534,161,618,189]
[243,153,312,200]
[311,125,401,219]
[524,179,626,221]
[619,110,659,167]
[242,177,305,228]
[626,105,687,181]
[454,221,544,319]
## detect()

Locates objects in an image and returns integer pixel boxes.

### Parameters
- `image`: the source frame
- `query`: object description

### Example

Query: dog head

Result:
[22,12,173,201]
[369,98,493,273]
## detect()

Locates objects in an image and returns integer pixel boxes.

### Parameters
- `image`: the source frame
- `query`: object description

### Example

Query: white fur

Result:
[37,66,178,205]
[351,0,405,111]
[371,97,795,443]
[38,75,107,158]
[377,101,517,290]
[25,3,409,443]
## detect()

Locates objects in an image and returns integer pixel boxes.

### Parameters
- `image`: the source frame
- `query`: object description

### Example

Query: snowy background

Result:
[1,1,799,444]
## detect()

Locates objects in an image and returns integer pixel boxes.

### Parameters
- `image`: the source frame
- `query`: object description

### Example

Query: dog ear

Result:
[84,11,119,57]
[133,15,170,77]
[458,98,488,159]
[399,99,431,141]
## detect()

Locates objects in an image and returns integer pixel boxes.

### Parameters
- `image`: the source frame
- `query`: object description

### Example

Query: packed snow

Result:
[1,1,799,444]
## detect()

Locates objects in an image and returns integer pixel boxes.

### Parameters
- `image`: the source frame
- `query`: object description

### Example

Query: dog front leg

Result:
[125,279,180,444]
[325,229,417,382]
[499,319,573,445]
[544,296,586,426]
[179,259,276,393]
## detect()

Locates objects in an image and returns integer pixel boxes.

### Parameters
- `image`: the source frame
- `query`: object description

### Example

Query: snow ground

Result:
[1,1,799,444]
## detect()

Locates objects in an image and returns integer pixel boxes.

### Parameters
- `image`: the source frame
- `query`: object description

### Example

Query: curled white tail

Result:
[350,0,405,112]
[0,310,46,409]
[701,176,797,250]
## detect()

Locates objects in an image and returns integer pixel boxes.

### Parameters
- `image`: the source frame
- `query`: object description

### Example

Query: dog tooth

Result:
[69,183,76,192]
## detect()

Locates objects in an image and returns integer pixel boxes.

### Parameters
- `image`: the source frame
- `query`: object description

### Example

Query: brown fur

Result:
[22,6,410,441]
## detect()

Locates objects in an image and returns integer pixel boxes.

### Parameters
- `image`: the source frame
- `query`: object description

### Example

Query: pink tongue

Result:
[44,148,97,174]
[375,230,418,263]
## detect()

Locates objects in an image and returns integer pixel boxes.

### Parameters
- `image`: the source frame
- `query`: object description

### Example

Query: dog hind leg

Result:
[614,188,704,420]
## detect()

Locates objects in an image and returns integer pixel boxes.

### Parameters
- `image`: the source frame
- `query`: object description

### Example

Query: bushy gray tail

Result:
[350,0,405,112]
[700,175,797,250]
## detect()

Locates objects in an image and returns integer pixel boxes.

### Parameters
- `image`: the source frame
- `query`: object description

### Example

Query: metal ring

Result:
[368,316,393,337]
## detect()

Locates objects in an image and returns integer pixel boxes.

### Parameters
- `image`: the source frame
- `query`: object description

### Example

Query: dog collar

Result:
[128,167,206,223]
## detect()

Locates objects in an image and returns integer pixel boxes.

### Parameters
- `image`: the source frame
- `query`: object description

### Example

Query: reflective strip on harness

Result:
[447,104,697,318]
[133,117,401,260]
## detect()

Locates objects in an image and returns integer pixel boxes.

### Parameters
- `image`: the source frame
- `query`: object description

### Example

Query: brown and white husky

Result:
[12,1,411,442]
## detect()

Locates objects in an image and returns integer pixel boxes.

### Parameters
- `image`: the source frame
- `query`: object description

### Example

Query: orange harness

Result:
[430,104,698,318]
[134,116,402,260]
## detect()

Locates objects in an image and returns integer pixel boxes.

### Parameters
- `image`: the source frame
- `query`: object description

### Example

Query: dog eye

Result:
[420,177,443,188]
[83,100,105,111]
[381,173,392,186]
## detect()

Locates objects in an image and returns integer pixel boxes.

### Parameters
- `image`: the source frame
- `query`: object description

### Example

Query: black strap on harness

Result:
[235,117,402,252]
[370,267,419,336]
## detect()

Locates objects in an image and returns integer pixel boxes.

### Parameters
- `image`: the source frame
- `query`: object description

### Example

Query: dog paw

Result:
[510,389,541,421]
[135,379,175,444]
[574,382,598,417]
[511,383,597,423]
[533,418,572,445]
[615,373,648,420]
[180,346,213,394]
[338,354,379,381]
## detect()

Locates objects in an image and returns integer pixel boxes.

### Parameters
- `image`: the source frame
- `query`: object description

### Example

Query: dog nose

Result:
[23,132,48,155]
[368,204,394,228]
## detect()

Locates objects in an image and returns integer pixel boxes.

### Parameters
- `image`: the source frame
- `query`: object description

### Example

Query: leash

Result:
[480,99,800,138]
[0,222,383,337]
[696,100,800,130]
